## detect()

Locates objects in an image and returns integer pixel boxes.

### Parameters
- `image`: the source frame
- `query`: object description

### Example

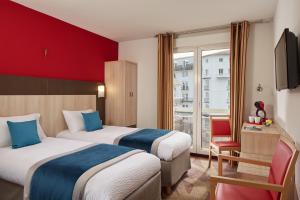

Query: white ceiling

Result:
[13,0,278,42]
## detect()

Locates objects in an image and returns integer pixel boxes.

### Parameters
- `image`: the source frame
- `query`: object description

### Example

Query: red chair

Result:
[208,116,240,168]
[210,137,299,200]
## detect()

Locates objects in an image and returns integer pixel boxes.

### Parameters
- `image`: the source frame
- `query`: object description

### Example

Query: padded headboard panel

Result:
[0,95,96,137]
[0,74,104,137]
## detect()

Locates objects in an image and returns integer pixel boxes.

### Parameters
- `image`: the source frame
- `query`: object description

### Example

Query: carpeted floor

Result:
[162,156,237,200]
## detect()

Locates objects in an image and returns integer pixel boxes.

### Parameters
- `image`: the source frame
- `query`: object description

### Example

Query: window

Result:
[204,79,209,90]
[205,92,209,98]
[218,68,224,76]
[205,69,209,76]
[204,92,209,103]
[181,104,189,108]
[173,48,230,154]
[182,82,189,90]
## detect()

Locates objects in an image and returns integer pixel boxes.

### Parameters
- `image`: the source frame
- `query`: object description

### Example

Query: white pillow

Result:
[62,109,93,133]
[0,113,46,147]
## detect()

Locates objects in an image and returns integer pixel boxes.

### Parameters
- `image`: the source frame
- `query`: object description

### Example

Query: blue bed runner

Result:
[29,144,134,200]
[119,128,171,153]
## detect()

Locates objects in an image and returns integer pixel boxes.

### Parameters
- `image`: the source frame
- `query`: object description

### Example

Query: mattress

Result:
[57,126,192,161]
[0,137,161,200]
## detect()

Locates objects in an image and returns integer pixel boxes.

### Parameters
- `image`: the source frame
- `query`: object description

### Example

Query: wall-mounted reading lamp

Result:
[257,83,263,93]
[98,85,105,98]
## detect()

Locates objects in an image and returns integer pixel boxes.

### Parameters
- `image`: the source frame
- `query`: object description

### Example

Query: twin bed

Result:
[0,95,191,200]
[0,138,161,200]
[57,125,192,187]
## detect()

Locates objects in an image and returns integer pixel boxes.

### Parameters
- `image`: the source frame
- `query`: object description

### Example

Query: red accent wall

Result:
[0,0,118,82]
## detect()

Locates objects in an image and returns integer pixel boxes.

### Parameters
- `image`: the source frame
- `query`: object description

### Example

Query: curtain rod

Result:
[155,18,272,37]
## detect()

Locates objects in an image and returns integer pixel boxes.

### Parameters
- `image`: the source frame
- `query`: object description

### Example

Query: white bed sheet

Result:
[57,126,192,161]
[0,137,160,200]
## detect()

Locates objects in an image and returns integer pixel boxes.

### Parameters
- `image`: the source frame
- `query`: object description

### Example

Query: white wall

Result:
[119,38,158,128]
[273,0,300,197]
[245,22,275,119]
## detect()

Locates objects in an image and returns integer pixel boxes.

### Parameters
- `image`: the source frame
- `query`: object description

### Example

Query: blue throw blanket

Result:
[29,144,134,200]
[119,129,171,153]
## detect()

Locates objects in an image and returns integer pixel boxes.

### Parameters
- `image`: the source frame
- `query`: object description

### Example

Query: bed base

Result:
[126,172,161,200]
[161,149,191,187]
[0,172,161,200]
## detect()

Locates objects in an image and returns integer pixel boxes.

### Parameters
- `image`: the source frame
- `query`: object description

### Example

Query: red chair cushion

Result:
[211,119,231,137]
[212,141,241,148]
[268,140,293,200]
[215,183,272,200]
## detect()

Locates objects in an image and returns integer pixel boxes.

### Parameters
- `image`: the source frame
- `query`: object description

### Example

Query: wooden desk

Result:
[237,123,281,177]
[241,123,281,156]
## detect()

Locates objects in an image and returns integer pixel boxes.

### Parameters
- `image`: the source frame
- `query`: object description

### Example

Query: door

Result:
[199,49,230,151]
[125,61,137,126]
[105,61,126,126]
[173,47,230,154]
[173,50,198,152]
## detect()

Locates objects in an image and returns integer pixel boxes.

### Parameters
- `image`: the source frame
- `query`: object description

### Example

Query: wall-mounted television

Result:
[275,28,299,91]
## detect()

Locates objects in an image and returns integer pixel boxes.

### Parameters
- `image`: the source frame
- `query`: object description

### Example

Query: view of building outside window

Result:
[173,52,195,144]
[201,49,230,148]
[173,49,230,149]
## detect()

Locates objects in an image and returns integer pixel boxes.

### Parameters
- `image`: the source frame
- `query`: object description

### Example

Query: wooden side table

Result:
[237,123,281,177]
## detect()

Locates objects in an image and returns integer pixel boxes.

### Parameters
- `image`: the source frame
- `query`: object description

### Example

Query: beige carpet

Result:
[162,156,237,200]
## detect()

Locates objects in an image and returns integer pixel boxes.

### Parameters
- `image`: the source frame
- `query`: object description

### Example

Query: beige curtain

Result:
[157,33,174,130]
[230,21,250,143]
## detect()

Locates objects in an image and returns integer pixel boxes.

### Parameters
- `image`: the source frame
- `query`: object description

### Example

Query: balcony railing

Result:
[216,73,230,78]
[202,75,211,79]
[174,111,230,147]
[181,98,193,103]
[174,98,193,103]
[174,63,193,71]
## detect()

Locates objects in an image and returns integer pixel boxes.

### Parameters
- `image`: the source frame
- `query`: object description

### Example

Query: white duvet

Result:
[57,126,192,161]
[0,137,160,200]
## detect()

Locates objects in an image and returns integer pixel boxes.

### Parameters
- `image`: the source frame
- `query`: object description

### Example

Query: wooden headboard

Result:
[0,75,104,137]
[0,95,96,137]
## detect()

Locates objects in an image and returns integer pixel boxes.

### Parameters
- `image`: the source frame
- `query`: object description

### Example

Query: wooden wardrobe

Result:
[105,60,137,127]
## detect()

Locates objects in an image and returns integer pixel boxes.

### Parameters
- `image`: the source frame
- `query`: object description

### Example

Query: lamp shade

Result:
[98,85,105,98]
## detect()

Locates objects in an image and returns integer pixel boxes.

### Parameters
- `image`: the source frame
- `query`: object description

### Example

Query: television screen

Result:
[275,32,288,90]
[275,29,299,91]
